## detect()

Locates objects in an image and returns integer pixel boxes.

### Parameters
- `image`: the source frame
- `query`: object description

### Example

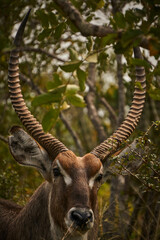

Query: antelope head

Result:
[8,10,146,237]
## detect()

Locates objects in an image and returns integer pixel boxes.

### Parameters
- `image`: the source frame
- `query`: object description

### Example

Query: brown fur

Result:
[0,151,102,240]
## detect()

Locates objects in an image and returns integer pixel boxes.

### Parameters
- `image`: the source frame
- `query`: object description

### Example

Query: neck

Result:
[8,182,51,240]
[7,182,89,240]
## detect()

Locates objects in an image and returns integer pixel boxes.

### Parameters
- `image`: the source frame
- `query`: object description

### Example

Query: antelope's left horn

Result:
[91,47,146,162]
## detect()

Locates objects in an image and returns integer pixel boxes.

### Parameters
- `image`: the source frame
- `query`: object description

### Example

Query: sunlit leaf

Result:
[69,48,78,61]
[61,101,70,110]
[86,53,98,63]
[66,84,79,95]
[67,94,86,107]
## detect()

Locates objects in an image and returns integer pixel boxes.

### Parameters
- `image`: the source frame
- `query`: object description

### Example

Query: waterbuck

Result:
[0,9,146,240]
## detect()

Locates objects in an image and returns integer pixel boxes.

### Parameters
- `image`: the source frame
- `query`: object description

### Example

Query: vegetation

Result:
[0,0,160,239]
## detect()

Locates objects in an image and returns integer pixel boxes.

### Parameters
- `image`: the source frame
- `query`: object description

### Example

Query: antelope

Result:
[0,10,146,240]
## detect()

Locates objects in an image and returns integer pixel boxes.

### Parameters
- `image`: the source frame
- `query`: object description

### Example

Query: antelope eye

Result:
[53,167,61,177]
[95,173,103,182]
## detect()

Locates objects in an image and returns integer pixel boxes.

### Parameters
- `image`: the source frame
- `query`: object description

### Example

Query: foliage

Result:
[0,0,160,239]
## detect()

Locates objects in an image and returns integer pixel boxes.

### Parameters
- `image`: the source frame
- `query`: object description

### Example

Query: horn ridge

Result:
[91,47,146,162]
[8,10,68,159]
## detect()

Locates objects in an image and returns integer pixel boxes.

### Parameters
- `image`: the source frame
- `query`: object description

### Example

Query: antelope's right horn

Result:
[8,9,68,159]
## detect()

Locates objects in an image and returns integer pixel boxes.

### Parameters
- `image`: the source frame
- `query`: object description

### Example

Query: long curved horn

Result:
[91,47,146,162]
[8,10,68,159]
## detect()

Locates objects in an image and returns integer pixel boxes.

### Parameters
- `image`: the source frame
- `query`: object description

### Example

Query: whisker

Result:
[61,223,74,240]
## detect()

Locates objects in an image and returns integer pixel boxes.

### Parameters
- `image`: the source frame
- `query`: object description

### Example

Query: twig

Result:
[20,73,42,95]
[60,112,84,156]
[116,54,125,126]
[3,47,65,63]
[85,63,106,142]
[0,135,8,144]
[86,80,118,128]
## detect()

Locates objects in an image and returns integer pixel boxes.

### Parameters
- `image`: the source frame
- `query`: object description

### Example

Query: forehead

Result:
[54,151,102,177]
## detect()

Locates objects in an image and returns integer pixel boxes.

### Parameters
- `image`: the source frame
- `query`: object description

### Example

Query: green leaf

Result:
[54,22,65,39]
[149,88,160,101]
[60,61,81,72]
[50,85,66,94]
[48,12,58,26]
[67,94,86,107]
[38,29,52,41]
[130,58,150,69]
[125,10,137,25]
[114,12,126,29]
[46,73,62,90]
[32,85,66,107]
[77,68,86,91]
[42,109,59,132]
[97,0,105,9]
[135,81,143,91]
[101,33,117,47]
[121,29,142,48]
[32,92,62,106]
[66,84,79,95]
[36,10,49,28]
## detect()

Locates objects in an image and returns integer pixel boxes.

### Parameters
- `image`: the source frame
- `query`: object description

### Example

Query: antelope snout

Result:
[65,207,94,232]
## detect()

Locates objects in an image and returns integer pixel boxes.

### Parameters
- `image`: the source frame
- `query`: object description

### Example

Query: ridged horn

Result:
[91,47,146,162]
[8,9,68,159]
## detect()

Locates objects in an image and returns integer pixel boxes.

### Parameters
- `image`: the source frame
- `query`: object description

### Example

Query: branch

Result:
[85,63,106,142]
[54,0,115,37]
[60,112,84,156]
[54,0,150,50]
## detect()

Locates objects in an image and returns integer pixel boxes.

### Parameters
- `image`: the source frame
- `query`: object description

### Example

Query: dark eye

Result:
[53,167,61,177]
[96,173,103,182]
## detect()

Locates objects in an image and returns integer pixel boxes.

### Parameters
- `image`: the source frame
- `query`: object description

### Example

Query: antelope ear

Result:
[8,126,52,181]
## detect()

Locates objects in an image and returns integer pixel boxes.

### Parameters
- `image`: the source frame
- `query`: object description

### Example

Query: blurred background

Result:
[0,0,160,239]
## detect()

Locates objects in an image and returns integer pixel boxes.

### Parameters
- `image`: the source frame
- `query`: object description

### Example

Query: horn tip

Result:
[14,9,31,47]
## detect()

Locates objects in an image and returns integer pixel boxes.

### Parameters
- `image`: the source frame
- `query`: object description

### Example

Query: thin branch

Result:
[20,73,42,95]
[3,47,65,63]
[86,80,118,128]
[60,112,84,156]
[117,54,125,126]
[0,135,8,144]
[85,63,106,142]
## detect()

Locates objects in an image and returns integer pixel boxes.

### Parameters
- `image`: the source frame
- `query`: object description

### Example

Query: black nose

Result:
[70,209,93,227]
